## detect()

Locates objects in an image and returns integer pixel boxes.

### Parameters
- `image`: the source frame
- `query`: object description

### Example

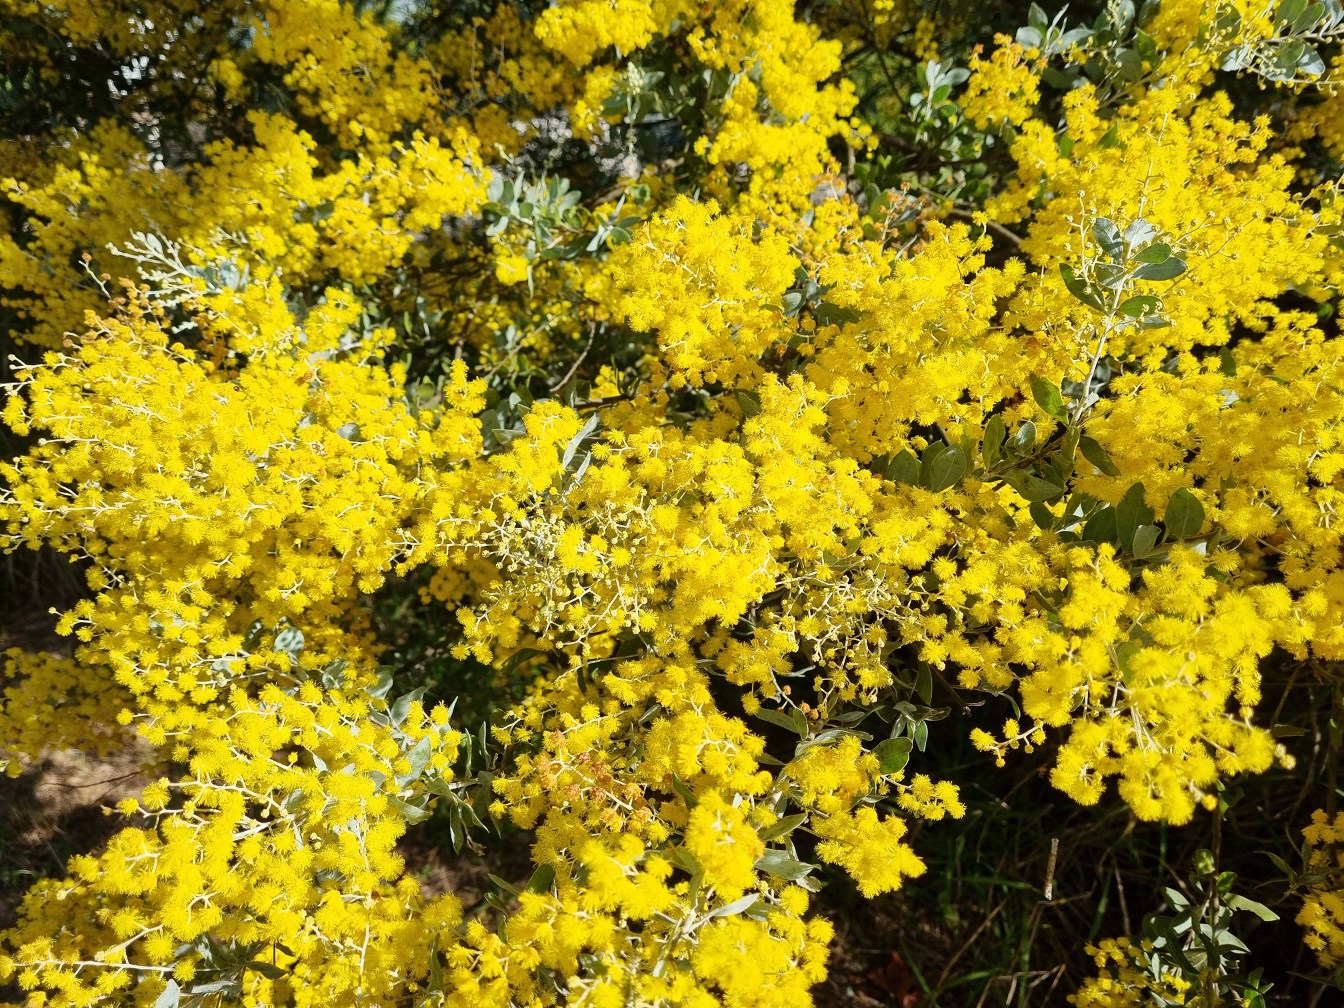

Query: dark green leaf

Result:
[915,664,934,704]
[1082,506,1118,543]
[428,940,444,992]
[1134,242,1171,264]
[1007,420,1037,455]
[755,706,809,739]
[982,414,1007,467]
[1045,451,1074,487]
[799,727,869,751]
[388,795,431,824]
[918,440,947,485]
[707,893,760,919]
[814,302,860,327]
[1092,217,1124,259]
[1030,375,1067,420]
[1131,524,1162,558]
[1079,435,1120,476]
[874,736,913,775]
[671,774,699,808]
[886,450,921,485]
[759,813,808,842]
[1133,257,1187,281]
[526,864,556,893]
[487,873,521,899]
[1117,294,1159,317]
[755,850,815,881]
[1115,482,1153,549]
[1040,65,1076,89]
[926,445,969,492]
[1164,487,1205,538]
[1278,39,1307,75]
[911,719,929,751]
[395,734,433,787]
[1135,26,1158,59]
[499,647,545,677]
[1115,47,1144,81]
[1003,470,1065,502]
[1060,263,1104,310]
[1277,0,1308,28]
[1297,2,1327,32]
[1094,261,1126,288]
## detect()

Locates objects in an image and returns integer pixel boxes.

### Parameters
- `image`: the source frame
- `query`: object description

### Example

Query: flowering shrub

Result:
[2,0,1344,1005]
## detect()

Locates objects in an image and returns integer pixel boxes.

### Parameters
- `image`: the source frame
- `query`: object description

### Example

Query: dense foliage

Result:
[2,0,1344,1004]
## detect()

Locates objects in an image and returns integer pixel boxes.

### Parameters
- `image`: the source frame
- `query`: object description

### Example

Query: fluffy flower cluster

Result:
[1300,809,1344,973]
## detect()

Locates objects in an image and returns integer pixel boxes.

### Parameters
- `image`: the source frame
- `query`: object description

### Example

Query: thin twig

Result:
[549,323,598,393]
